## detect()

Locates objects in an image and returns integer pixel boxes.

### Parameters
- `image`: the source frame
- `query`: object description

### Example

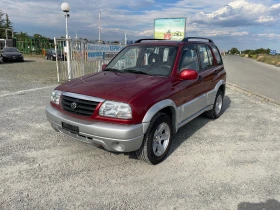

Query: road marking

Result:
[0,85,56,98]
[227,82,280,106]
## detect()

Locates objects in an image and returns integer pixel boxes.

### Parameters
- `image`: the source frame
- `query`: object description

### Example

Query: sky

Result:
[1,0,280,51]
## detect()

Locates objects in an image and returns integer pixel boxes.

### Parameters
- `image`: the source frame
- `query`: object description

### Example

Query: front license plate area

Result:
[62,122,79,134]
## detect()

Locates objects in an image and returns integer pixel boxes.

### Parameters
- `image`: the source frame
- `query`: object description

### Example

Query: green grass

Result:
[242,54,280,67]
[257,55,280,67]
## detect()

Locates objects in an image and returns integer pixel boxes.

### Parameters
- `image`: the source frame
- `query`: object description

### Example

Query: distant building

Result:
[0,39,16,50]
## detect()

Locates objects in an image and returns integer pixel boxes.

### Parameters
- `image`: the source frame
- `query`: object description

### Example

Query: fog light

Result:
[112,142,125,152]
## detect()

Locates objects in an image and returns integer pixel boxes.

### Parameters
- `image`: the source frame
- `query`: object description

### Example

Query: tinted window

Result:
[106,45,178,76]
[212,46,222,64]
[198,45,212,70]
[3,48,19,52]
[206,46,214,66]
[179,45,199,72]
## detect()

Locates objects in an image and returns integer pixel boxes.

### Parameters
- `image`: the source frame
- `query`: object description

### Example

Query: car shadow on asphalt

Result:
[238,199,280,210]
[167,95,231,159]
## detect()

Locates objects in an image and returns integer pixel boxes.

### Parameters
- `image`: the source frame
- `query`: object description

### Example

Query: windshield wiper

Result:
[123,69,150,75]
[104,68,121,72]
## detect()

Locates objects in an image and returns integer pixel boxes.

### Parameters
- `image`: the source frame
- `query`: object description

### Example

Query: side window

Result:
[179,45,199,72]
[198,45,211,70]
[212,46,223,65]
[206,46,214,66]
[163,48,169,62]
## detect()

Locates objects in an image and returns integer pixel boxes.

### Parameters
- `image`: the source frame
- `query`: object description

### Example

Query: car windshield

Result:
[105,45,178,77]
[3,48,19,52]
[51,49,62,54]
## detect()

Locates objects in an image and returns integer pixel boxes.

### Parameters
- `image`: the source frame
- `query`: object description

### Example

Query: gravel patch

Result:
[0,56,57,95]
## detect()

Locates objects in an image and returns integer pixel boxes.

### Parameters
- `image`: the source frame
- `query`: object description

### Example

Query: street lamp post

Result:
[61,2,72,80]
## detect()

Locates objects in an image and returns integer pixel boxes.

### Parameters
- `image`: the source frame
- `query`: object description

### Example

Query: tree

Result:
[5,14,12,28]
[0,11,13,38]
[229,47,239,54]
[14,31,28,41]
[33,33,42,39]
[0,10,5,38]
[5,14,13,38]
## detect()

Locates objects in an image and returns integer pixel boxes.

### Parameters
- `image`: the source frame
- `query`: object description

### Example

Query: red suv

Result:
[46,37,226,164]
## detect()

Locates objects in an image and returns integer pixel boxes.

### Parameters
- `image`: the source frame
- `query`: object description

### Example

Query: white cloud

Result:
[1,0,280,50]
[189,0,280,27]
[255,33,280,39]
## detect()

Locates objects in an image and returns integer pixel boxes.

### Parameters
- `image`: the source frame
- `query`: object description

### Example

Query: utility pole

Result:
[125,33,127,45]
[98,12,101,43]
[61,2,72,80]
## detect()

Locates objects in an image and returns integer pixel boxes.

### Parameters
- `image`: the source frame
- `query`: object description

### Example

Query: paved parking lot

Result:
[0,58,280,209]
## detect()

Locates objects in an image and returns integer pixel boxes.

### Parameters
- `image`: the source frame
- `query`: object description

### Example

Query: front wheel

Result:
[135,112,172,165]
[205,89,224,119]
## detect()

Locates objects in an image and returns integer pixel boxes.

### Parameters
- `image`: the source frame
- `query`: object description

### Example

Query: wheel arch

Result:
[142,99,177,135]
[219,83,226,97]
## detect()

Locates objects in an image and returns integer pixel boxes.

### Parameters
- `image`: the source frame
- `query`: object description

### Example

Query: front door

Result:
[176,44,206,125]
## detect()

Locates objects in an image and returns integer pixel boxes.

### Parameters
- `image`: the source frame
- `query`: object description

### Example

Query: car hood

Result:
[3,52,22,56]
[58,71,166,102]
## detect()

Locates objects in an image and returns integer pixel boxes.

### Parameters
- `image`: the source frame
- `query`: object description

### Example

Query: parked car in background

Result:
[1,47,24,62]
[46,48,66,61]
[46,37,226,165]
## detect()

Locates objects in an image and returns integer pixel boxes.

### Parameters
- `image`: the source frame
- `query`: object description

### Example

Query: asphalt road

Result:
[223,55,280,102]
[0,58,280,209]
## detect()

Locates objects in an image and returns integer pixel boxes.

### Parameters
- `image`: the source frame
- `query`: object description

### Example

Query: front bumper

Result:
[3,56,23,62]
[45,105,145,152]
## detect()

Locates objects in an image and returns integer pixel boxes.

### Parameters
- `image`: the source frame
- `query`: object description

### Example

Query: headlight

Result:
[53,54,56,57]
[99,101,132,119]
[50,90,62,105]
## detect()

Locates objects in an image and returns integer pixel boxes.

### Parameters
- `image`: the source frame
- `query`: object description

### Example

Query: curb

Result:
[227,82,280,107]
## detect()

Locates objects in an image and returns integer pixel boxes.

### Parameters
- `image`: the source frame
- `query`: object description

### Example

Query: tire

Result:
[46,55,48,60]
[51,56,54,61]
[205,89,224,119]
[135,112,172,165]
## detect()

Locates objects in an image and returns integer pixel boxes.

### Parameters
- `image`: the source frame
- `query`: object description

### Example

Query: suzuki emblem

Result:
[71,102,77,109]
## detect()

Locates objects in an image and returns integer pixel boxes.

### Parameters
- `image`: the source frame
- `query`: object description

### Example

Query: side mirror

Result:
[179,69,198,80]
[102,64,107,71]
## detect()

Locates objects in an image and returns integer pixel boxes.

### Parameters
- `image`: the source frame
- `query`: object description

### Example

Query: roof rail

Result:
[181,37,214,44]
[134,38,166,43]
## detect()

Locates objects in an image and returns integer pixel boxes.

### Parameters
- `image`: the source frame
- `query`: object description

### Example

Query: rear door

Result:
[197,44,224,106]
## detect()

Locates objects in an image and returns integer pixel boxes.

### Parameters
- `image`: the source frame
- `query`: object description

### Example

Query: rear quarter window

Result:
[212,46,223,65]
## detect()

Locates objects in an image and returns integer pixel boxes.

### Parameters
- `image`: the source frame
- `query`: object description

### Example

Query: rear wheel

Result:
[135,112,172,165]
[205,89,224,119]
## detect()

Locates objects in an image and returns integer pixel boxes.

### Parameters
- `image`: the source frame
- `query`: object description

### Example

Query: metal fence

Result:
[54,38,117,83]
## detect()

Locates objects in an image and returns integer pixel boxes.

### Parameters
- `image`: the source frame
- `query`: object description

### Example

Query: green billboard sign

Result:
[154,18,186,40]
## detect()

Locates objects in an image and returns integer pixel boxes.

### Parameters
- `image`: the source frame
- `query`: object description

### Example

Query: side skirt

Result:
[176,104,213,132]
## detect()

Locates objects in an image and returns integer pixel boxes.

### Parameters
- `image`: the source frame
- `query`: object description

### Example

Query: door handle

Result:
[198,75,204,81]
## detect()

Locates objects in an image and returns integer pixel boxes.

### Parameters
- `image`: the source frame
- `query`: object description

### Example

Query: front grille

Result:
[61,95,100,116]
